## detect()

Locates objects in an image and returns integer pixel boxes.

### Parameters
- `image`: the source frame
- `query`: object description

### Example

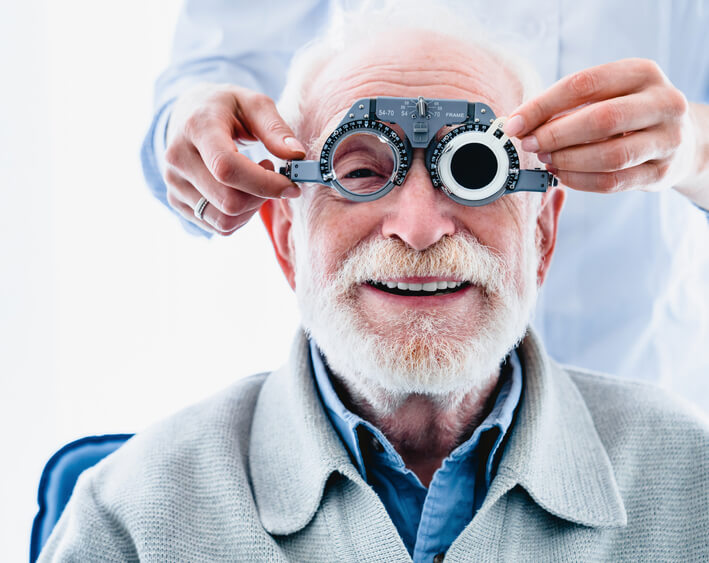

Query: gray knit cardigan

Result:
[39,329,709,562]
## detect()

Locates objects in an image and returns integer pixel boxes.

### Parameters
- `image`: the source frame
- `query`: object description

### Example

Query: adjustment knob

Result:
[416,96,427,118]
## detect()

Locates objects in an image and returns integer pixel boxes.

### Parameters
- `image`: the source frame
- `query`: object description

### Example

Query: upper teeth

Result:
[380,280,463,291]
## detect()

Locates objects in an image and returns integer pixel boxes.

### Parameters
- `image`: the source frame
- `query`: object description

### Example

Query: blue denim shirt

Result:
[309,340,522,561]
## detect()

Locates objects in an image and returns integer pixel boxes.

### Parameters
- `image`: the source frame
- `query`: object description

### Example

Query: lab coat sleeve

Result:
[139,0,331,235]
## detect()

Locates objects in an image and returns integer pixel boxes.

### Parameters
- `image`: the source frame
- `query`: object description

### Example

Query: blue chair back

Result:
[30,434,133,562]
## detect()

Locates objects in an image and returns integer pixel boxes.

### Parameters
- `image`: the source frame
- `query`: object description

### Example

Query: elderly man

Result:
[41,18,708,563]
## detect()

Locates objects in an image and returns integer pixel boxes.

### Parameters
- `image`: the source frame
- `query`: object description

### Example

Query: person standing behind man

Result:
[141,0,709,411]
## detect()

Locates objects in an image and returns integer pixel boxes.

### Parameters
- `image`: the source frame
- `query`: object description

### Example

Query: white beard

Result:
[291,206,540,414]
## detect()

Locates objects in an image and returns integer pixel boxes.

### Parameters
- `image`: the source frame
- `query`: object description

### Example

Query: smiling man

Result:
[40,15,709,563]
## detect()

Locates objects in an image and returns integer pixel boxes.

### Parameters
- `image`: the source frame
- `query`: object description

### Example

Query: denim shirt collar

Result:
[249,329,626,537]
[309,339,522,487]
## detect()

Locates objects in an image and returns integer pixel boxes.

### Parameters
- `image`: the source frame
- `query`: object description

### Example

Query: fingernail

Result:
[521,135,540,153]
[537,152,552,164]
[281,185,301,199]
[284,136,306,156]
[504,115,525,137]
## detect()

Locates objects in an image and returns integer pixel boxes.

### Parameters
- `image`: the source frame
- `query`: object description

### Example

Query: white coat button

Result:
[520,17,547,37]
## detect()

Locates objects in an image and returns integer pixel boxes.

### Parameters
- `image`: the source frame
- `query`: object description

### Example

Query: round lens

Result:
[332,132,396,195]
[449,142,497,189]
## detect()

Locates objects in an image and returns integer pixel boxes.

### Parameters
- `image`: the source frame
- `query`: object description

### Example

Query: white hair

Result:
[277,0,543,139]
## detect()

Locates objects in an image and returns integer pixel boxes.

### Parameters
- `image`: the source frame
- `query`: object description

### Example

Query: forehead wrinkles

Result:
[302,48,522,152]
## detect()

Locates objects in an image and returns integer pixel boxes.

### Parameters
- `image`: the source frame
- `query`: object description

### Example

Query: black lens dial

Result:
[449,142,497,189]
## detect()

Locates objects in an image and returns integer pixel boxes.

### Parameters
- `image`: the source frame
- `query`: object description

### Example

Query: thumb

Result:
[240,93,306,160]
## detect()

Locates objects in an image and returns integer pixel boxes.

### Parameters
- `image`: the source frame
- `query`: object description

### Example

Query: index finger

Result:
[192,119,300,199]
[504,58,665,138]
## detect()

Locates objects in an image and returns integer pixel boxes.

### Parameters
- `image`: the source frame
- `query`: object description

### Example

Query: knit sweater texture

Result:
[39,329,709,562]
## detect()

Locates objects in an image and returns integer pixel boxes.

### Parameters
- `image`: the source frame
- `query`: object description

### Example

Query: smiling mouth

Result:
[366,280,471,297]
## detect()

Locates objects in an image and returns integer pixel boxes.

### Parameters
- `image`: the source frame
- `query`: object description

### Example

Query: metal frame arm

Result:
[513,169,557,193]
[279,161,325,184]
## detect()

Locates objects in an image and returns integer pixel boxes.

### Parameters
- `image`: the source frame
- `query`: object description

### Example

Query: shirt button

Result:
[370,436,384,453]
[520,17,547,37]
[433,553,445,563]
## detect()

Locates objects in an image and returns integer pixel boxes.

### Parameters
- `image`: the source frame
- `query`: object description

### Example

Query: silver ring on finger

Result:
[194,196,209,221]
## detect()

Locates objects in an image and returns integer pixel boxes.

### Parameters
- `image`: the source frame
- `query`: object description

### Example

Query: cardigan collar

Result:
[248,328,626,535]
[248,329,359,535]
[486,330,627,528]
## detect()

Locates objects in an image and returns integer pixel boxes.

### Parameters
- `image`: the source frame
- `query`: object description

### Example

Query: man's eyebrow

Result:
[436,125,457,140]
[307,111,347,156]
[309,130,331,156]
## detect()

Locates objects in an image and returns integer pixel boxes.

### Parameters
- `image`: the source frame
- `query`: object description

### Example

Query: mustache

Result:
[327,232,509,296]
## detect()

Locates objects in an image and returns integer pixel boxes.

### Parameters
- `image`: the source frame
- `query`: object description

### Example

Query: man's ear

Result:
[260,199,296,290]
[535,187,565,286]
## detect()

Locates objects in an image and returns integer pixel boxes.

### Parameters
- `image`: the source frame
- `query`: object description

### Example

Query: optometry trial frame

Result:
[279,96,557,206]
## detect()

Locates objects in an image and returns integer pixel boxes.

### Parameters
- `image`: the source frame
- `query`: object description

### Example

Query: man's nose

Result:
[381,157,456,251]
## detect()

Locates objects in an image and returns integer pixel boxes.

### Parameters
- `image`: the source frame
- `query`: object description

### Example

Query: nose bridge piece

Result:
[382,161,456,251]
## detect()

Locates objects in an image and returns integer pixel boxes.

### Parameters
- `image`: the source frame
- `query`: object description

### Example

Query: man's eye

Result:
[345,168,379,178]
